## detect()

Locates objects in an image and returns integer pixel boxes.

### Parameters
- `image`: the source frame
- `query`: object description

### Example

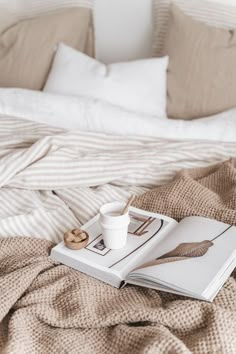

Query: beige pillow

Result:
[166,5,236,120]
[0,7,94,90]
[0,1,93,34]
[152,0,236,57]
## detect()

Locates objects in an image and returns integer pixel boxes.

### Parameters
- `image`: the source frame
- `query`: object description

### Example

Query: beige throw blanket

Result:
[1,159,236,354]
[134,158,236,225]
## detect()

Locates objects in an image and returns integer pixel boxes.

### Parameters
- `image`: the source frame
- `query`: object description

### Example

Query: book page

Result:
[127,216,236,297]
[68,207,176,279]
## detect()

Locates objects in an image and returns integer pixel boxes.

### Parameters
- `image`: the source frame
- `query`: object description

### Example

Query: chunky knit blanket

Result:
[1,159,236,354]
[133,158,236,225]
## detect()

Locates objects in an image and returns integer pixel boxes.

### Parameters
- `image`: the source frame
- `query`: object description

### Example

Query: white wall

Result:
[94,0,152,63]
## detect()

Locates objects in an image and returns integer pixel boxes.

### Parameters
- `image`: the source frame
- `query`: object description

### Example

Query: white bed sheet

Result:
[0,88,235,143]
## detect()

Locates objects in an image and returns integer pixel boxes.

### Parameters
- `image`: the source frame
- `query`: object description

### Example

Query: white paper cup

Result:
[99,202,130,249]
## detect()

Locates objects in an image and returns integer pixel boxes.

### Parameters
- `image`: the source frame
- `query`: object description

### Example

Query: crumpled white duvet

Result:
[0,88,235,142]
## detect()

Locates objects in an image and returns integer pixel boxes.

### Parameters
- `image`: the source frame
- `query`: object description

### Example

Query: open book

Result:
[51,207,236,302]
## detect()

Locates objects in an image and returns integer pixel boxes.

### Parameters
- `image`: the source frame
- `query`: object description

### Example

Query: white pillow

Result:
[153,0,236,57]
[44,43,168,117]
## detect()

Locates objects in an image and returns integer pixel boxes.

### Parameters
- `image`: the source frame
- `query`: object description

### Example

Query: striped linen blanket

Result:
[0,115,235,243]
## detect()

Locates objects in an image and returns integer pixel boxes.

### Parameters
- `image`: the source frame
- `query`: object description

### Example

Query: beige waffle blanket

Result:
[1,159,236,354]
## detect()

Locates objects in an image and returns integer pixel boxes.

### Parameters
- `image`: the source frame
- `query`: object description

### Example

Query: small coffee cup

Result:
[99,202,130,249]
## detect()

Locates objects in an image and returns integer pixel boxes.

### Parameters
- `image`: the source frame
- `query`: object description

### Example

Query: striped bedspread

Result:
[0,115,236,243]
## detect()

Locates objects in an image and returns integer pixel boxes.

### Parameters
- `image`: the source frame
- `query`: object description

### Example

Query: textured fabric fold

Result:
[1,236,236,353]
[134,159,236,225]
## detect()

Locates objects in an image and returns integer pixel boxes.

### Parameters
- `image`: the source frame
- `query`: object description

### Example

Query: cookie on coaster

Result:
[64,229,89,250]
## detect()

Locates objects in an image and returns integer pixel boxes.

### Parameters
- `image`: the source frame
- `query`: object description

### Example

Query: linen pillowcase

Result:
[0,8,93,90]
[166,5,236,120]
[0,0,93,33]
[153,0,236,57]
[44,43,169,117]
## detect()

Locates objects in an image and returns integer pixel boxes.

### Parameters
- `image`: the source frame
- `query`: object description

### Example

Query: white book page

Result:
[53,207,177,279]
[128,216,236,297]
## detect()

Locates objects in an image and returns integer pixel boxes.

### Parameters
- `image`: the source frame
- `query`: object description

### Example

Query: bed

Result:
[1,1,236,353]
